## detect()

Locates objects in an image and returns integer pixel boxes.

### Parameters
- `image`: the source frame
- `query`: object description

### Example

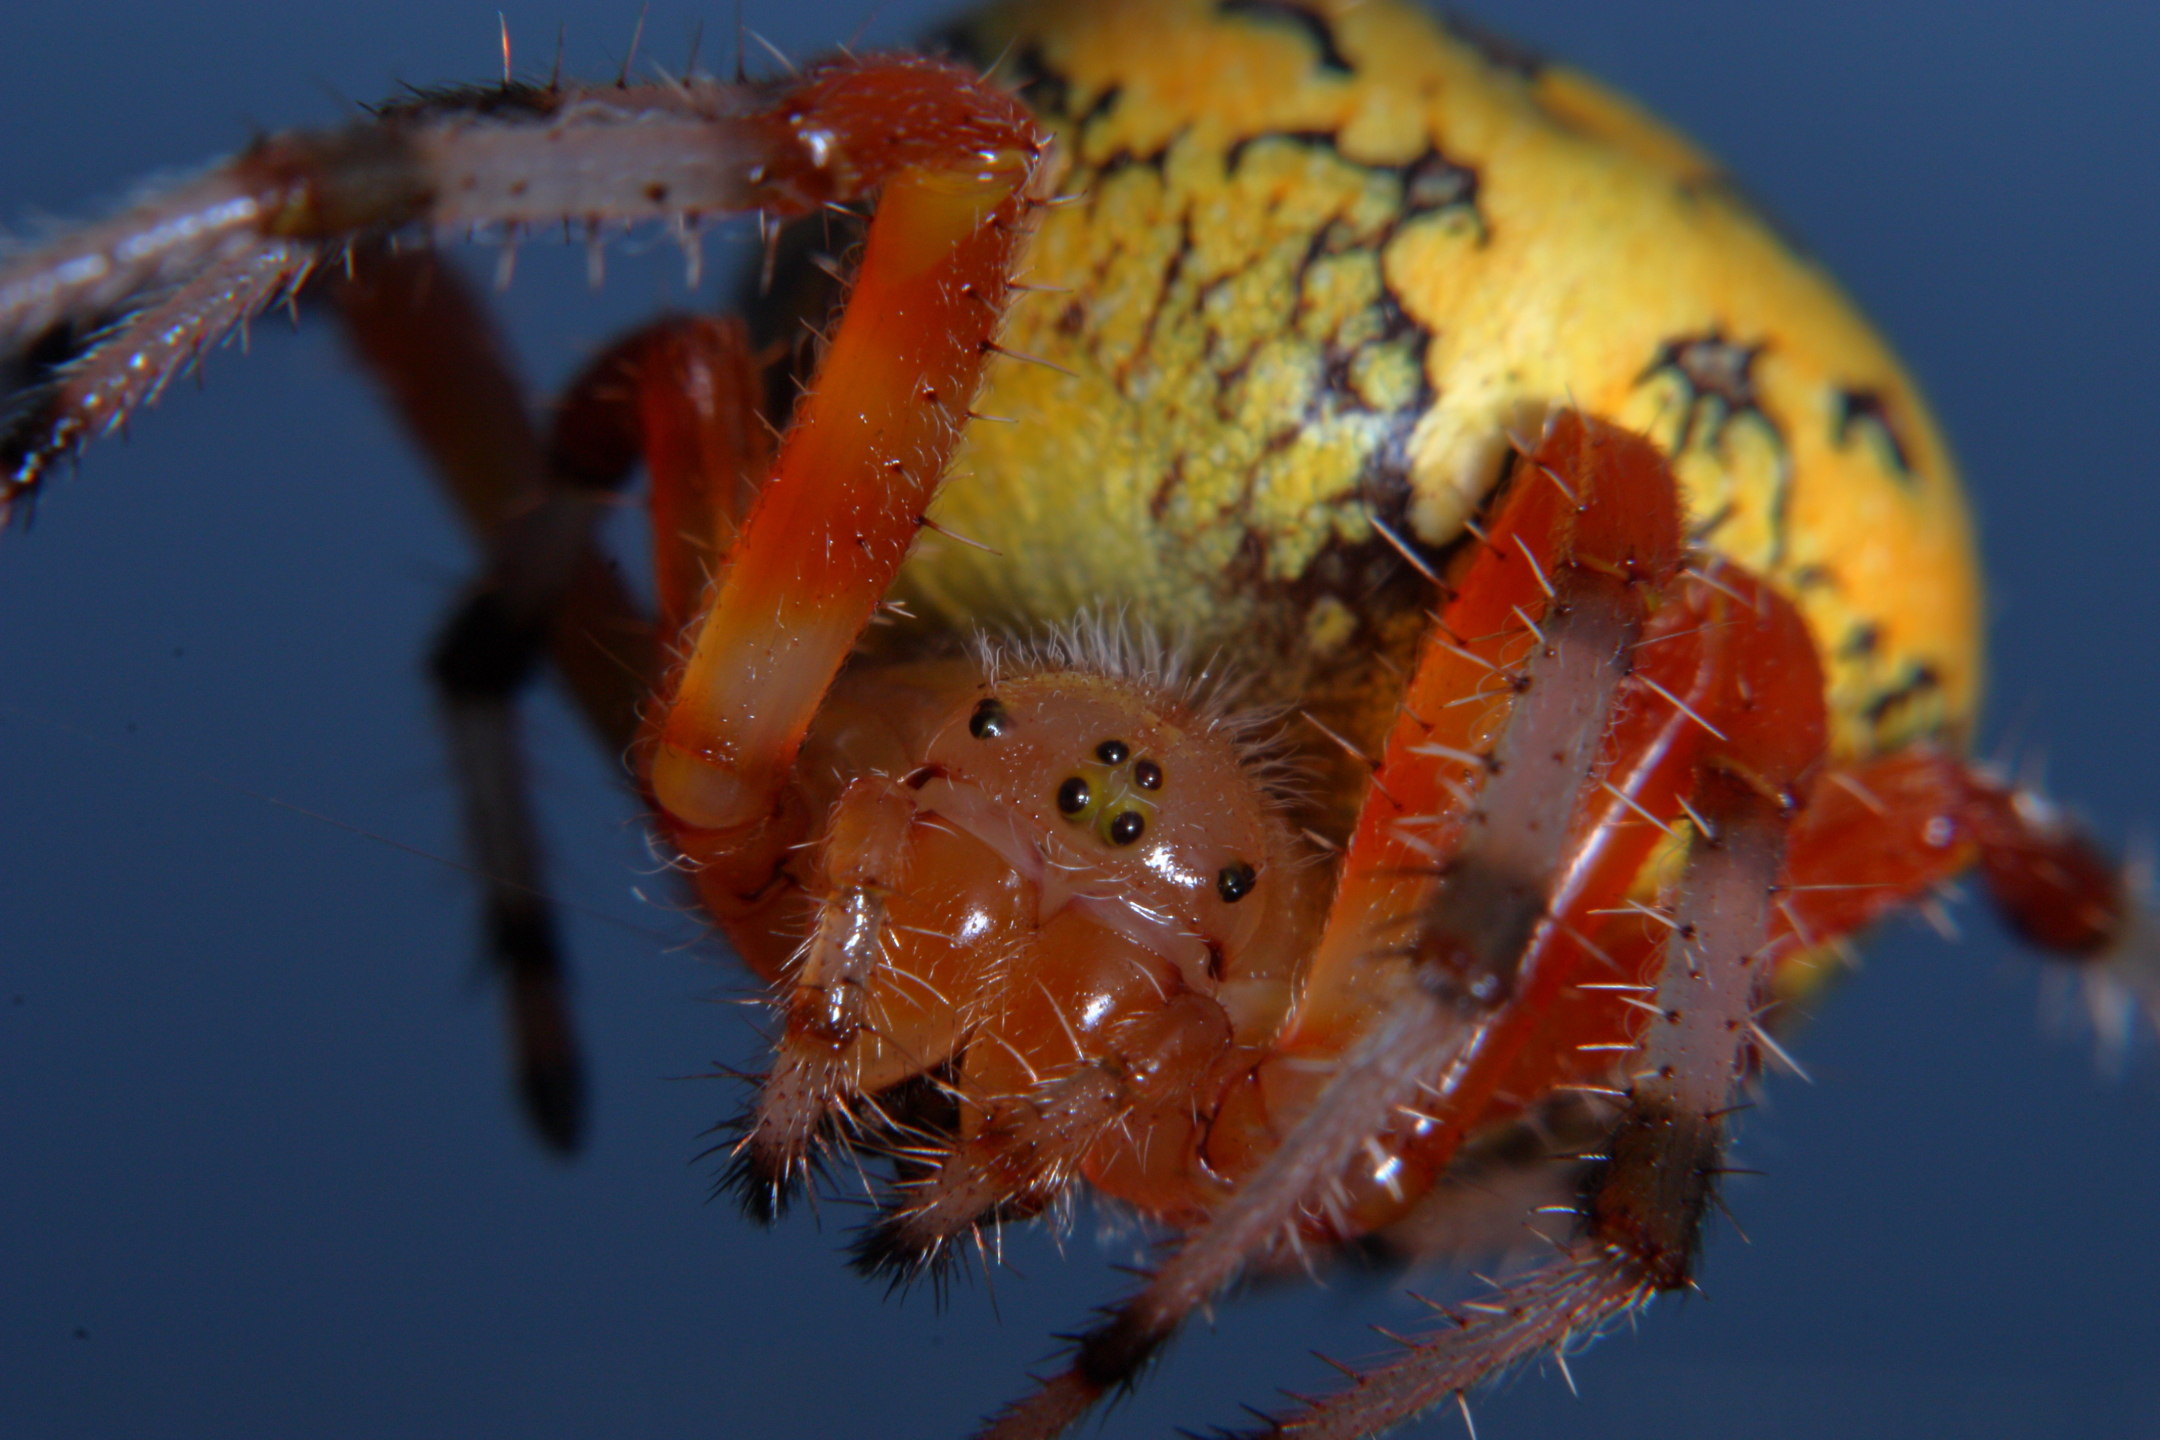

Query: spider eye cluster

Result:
[952,678,1268,918]
[1054,736,1157,848]
[1056,734,1258,901]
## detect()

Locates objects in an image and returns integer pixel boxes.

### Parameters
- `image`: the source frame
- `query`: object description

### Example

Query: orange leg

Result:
[1171,418,1692,1258]
[602,65,1058,1212]
[1775,747,2149,1040]
[548,315,773,646]
[646,64,1050,846]
[1241,599,2160,1439]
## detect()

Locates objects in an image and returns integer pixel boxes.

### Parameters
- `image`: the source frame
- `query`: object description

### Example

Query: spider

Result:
[4,2,2160,1440]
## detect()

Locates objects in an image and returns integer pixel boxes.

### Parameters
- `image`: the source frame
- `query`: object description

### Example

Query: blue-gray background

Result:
[2,3,2156,1437]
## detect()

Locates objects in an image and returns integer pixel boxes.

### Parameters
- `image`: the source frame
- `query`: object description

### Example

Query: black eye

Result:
[969,698,1010,739]
[1095,739,1130,765]
[1057,777,1090,815]
[1216,862,1256,903]
[1107,810,1146,845]
[1133,759,1163,790]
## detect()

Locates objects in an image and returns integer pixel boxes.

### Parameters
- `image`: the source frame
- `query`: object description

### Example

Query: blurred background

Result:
[1,3,2156,1437]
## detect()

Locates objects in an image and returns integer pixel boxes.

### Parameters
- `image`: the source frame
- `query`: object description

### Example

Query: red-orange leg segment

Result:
[1193,416,1690,1252]
[547,314,773,643]
[1775,746,2153,1044]
[1237,505,1833,1440]
[648,64,1050,845]
[1321,562,1817,1228]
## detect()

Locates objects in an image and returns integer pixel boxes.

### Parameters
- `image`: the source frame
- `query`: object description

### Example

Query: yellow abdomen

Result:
[901,0,1977,763]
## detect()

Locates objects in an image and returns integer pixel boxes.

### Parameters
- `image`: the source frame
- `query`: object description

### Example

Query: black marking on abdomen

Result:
[1832,386,1916,483]
[1396,148,1488,242]
[1218,0,1355,75]
[1639,330,1781,459]
[1863,661,1944,733]
[1639,329,1794,567]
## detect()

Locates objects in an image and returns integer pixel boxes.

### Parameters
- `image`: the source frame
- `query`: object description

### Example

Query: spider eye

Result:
[1216,862,1256,903]
[1133,759,1163,790]
[1056,776,1091,814]
[1107,810,1146,846]
[969,698,1010,739]
[1095,738,1130,764]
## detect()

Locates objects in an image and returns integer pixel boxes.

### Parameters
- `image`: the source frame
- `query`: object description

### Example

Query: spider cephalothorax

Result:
[717,621,1326,1243]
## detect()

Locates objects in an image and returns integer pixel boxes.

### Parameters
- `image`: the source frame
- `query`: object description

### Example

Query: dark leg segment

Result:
[332,246,667,1150]
[336,247,779,1150]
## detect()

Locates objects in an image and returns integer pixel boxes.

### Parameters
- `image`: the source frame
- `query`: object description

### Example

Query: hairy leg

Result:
[0,57,1047,523]
[1230,552,1832,1439]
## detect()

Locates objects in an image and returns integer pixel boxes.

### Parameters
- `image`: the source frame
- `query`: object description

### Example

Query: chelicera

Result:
[3,3,2155,1438]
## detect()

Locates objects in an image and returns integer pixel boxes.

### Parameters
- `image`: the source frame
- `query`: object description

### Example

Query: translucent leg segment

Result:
[0,58,1048,525]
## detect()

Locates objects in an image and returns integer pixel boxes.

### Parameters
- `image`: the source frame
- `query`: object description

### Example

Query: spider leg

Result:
[1961,778,2160,1045]
[331,262,779,1150]
[332,246,662,744]
[1231,557,1832,1440]
[326,244,658,1149]
[1236,579,2155,1440]
[0,57,1047,1148]
[1777,748,2157,1051]
[0,59,1047,524]
[644,79,1049,848]
[0,243,317,519]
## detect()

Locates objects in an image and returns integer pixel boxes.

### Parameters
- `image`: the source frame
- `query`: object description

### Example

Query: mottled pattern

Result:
[899,0,1978,760]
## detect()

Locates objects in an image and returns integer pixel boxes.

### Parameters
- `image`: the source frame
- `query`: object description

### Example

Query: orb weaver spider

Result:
[4,2,2160,1440]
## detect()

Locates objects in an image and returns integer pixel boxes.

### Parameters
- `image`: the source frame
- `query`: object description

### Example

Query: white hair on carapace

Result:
[972,609,1310,809]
